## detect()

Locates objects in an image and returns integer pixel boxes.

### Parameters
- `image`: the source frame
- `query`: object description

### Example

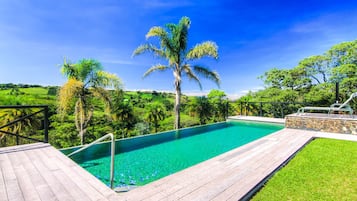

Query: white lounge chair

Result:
[297,92,357,115]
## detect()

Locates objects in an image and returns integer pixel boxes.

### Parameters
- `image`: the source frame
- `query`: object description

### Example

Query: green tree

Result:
[207,89,228,121]
[298,55,329,84]
[330,64,357,96]
[189,96,211,125]
[133,16,220,129]
[259,68,286,89]
[259,67,310,90]
[327,40,357,67]
[58,58,122,145]
[145,102,166,133]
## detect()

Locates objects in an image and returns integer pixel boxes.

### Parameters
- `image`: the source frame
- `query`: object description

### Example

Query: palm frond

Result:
[165,23,177,36]
[92,87,112,114]
[177,16,190,52]
[179,16,191,28]
[94,71,123,90]
[193,65,221,87]
[146,26,173,50]
[143,64,169,78]
[61,58,79,79]
[77,59,103,84]
[187,41,219,60]
[182,64,202,89]
[132,44,166,58]
[146,26,167,39]
[58,78,84,114]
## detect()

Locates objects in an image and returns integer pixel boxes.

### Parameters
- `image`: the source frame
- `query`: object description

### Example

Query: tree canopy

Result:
[243,39,357,108]
[133,16,220,129]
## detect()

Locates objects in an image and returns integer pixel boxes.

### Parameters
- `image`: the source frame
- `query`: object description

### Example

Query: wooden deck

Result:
[1,121,357,200]
[0,143,118,201]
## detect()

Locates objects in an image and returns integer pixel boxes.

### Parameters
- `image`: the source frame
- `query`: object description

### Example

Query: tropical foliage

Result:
[237,39,357,116]
[0,84,232,147]
[133,16,220,129]
[58,58,122,145]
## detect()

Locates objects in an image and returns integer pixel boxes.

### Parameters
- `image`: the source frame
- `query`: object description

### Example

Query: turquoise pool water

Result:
[76,121,283,187]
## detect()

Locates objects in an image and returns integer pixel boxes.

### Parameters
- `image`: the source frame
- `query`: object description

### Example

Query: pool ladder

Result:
[67,133,116,189]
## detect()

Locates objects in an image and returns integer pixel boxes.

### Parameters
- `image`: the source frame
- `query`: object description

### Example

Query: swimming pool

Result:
[63,121,283,188]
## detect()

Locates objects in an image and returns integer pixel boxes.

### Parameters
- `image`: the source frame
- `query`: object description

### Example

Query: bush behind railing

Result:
[234,102,311,118]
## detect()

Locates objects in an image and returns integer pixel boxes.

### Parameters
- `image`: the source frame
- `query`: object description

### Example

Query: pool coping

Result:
[228,115,285,124]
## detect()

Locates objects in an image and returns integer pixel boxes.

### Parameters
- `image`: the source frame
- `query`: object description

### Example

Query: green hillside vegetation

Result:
[0,84,230,148]
[0,86,57,105]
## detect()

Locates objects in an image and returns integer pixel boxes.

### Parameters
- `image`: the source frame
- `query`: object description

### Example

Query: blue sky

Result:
[1,0,357,99]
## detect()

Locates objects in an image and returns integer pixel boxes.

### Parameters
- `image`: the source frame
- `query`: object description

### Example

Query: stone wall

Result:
[286,114,357,135]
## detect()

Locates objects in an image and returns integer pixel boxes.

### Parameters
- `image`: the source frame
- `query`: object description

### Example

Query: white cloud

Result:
[182,90,210,97]
[126,88,174,93]
[225,86,264,100]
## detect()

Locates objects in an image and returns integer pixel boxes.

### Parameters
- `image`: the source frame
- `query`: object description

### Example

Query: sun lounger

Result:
[297,92,357,115]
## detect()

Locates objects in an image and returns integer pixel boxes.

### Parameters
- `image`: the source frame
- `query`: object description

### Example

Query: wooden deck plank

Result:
[169,143,274,200]
[0,164,8,201]
[0,154,25,201]
[7,151,42,201]
[48,143,119,201]
[52,156,108,201]
[34,147,95,201]
[20,149,57,201]
[29,148,74,201]
[179,141,280,201]
[212,132,313,201]
[50,148,118,201]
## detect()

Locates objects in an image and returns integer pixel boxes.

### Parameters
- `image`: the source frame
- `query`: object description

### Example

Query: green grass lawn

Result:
[251,138,357,201]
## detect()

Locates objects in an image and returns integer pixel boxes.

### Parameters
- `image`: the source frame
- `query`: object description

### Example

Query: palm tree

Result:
[133,16,220,129]
[58,58,122,145]
[145,102,166,133]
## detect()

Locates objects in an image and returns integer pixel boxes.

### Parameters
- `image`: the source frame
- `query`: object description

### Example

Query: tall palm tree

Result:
[133,16,220,129]
[58,58,122,145]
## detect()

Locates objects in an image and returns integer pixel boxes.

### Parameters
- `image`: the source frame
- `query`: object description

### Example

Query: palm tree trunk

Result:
[80,106,84,145]
[174,73,181,130]
[75,98,86,145]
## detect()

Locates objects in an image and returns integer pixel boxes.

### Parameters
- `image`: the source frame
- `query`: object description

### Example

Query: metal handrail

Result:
[0,105,49,144]
[67,133,116,189]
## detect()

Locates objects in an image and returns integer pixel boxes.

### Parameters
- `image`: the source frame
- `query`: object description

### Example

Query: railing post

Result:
[226,101,229,119]
[240,102,243,115]
[281,103,284,118]
[247,102,249,116]
[44,106,49,143]
[16,132,19,145]
[259,102,263,117]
